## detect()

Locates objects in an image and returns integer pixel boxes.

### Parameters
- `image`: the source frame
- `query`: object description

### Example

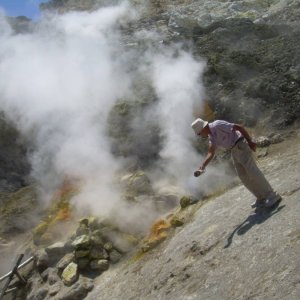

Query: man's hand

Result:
[194,168,205,177]
[248,140,257,152]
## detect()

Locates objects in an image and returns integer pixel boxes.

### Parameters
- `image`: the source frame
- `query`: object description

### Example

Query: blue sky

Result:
[0,0,49,19]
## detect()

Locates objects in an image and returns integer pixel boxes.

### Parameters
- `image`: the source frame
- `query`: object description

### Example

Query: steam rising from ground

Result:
[152,52,204,185]
[0,4,133,212]
[0,2,231,234]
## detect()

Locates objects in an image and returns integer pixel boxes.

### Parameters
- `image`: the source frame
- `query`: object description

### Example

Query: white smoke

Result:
[149,50,206,195]
[0,4,133,213]
[0,1,230,228]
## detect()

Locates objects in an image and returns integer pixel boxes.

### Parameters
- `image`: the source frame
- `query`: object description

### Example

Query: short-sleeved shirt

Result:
[208,120,242,149]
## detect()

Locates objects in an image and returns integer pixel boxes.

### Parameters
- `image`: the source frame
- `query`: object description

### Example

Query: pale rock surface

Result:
[86,129,300,300]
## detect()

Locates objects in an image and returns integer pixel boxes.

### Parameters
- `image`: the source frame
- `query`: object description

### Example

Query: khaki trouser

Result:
[231,139,273,200]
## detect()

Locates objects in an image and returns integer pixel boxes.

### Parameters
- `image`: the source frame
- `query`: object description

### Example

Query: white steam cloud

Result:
[0,4,133,214]
[0,2,226,230]
[150,51,206,194]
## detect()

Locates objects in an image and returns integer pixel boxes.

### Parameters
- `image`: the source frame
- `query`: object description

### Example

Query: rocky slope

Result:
[85,127,300,300]
[0,1,299,299]
[4,127,298,300]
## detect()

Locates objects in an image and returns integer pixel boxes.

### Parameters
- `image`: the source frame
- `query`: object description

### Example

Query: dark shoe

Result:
[264,193,282,208]
[251,199,265,208]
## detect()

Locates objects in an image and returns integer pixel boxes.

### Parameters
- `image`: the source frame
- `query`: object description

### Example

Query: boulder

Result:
[76,224,89,236]
[86,216,100,231]
[180,196,198,209]
[121,170,152,195]
[170,217,184,227]
[57,253,74,273]
[268,133,284,144]
[75,249,90,259]
[109,249,122,264]
[256,133,284,148]
[154,194,178,211]
[256,136,271,147]
[90,230,104,246]
[79,218,89,227]
[103,242,113,252]
[71,235,91,249]
[45,242,68,265]
[77,258,90,270]
[61,262,79,286]
[90,247,109,260]
[90,259,109,271]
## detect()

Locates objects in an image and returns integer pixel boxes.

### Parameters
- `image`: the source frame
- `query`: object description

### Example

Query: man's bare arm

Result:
[200,143,216,170]
[233,124,257,151]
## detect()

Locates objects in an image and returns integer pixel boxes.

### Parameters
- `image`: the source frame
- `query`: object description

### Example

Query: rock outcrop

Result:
[24,217,135,299]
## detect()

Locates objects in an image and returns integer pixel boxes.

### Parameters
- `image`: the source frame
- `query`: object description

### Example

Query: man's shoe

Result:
[251,199,265,208]
[264,193,282,208]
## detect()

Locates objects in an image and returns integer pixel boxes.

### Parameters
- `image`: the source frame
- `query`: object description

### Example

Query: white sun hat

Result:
[191,118,209,135]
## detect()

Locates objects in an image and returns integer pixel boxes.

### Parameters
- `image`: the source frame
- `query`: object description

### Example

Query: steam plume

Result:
[0,2,229,229]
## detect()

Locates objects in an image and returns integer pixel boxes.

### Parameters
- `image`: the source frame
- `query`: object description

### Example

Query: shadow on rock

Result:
[224,204,285,249]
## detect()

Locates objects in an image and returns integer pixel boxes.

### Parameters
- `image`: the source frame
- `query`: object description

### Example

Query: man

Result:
[191,118,281,208]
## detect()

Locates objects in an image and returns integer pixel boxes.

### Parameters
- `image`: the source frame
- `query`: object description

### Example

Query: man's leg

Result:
[232,140,274,202]
[232,157,264,200]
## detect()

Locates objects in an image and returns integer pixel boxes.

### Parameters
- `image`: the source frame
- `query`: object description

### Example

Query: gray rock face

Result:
[27,287,48,300]
[40,0,101,13]
[188,17,300,127]
[58,278,94,300]
[72,235,91,249]
[45,242,68,265]
[49,282,62,297]
[86,131,300,300]
[41,267,60,285]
